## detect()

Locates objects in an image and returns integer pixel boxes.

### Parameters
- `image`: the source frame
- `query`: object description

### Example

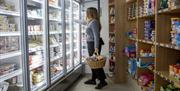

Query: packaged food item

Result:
[0,63,17,76]
[144,20,155,41]
[0,37,6,54]
[138,72,154,86]
[31,69,44,85]
[169,61,180,81]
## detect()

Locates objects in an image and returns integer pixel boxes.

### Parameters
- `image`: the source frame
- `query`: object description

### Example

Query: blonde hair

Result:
[86,7,101,30]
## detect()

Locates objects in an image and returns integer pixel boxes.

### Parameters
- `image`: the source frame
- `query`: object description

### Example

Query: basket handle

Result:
[94,49,99,56]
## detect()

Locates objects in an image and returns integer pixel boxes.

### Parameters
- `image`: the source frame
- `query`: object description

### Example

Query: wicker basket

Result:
[86,56,106,69]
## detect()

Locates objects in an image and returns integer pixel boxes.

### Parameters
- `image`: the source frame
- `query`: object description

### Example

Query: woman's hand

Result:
[95,48,99,54]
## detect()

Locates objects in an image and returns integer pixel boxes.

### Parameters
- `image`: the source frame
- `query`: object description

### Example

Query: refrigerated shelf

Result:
[30,0,42,4]
[29,46,43,53]
[32,81,46,91]
[49,5,61,10]
[0,32,21,36]
[51,71,63,82]
[49,19,62,22]
[51,56,62,62]
[28,31,43,35]
[50,44,61,48]
[0,9,20,16]
[66,51,71,55]
[50,31,62,34]
[0,51,21,60]
[0,69,22,82]
[30,62,43,70]
[74,49,78,52]
[28,16,43,20]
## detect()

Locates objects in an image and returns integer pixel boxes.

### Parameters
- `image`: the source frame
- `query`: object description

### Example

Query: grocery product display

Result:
[159,0,180,10]
[108,0,116,77]
[81,24,88,62]
[144,20,155,41]
[48,0,64,82]
[27,0,47,90]
[65,0,73,71]
[170,18,180,47]
[0,0,81,91]
[128,3,137,20]
[127,28,137,39]
[0,0,23,90]
[138,0,155,17]
[139,46,155,57]
[138,72,154,91]
[109,7,115,24]
[169,61,180,82]
[126,0,180,90]
[72,1,80,66]
[124,42,136,58]
[160,84,180,91]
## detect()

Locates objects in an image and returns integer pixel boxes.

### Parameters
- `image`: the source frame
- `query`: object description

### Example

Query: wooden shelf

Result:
[110,23,115,25]
[109,2,115,6]
[158,6,180,14]
[138,39,154,45]
[158,43,180,51]
[156,71,180,88]
[138,14,155,19]
[126,0,136,4]
[128,17,137,21]
[124,0,180,90]
[128,38,137,41]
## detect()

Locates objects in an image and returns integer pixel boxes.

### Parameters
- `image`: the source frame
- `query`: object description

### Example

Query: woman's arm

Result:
[91,20,100,50]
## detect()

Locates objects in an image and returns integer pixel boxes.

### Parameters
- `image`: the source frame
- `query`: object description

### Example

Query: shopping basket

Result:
[86,52,106,69]
[0,82,9,91]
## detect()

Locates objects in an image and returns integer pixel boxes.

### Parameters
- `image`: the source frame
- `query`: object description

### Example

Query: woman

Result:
[84,7,107,89]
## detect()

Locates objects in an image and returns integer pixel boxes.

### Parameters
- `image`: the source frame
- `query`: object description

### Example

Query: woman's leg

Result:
[95,45,107,89]
[85,42,97,85]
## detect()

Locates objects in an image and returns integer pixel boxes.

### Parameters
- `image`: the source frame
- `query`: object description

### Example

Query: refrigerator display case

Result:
[0,0,24,90]
[65,0,73,71]
[0,0,81,91]
[27,0,47,90]
[81,11,88,62]
[72,1,80,66]
[48,0,64,83]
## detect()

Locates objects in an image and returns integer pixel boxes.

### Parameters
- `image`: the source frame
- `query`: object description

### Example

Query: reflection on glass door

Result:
[72,1,80,66]
[65,0,73,71]
[48,0,63,82]
[0,0,24,90]
[27,0,47,90]
[81,11,88,62]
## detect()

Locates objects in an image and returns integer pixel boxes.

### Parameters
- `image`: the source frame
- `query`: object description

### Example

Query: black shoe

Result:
[84,79,96,85]
[95,82,108,89]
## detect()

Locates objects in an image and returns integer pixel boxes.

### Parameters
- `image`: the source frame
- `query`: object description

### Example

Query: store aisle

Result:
[67,75,135,91]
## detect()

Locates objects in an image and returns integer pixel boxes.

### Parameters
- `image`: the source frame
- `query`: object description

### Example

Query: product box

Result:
[0,37,6,54]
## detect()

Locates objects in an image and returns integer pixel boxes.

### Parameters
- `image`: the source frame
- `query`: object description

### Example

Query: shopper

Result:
[84,7,107,89]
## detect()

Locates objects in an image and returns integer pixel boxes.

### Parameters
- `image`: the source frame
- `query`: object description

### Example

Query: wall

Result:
[82,0,109,74]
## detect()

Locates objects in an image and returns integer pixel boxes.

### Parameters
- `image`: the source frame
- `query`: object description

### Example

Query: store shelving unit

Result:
[108,0,116,77]
[125,0,180,90]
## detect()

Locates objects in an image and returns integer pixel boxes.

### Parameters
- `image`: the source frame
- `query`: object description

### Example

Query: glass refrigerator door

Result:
[0,0,24,90]
[72,1,80,66]
[65,0,73,71]
[81,11,88,62]
[27,0,47,90]
[48,0,63,82]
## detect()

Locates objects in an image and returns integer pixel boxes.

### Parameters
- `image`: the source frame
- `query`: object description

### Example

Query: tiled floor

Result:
[67,75,140,91]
